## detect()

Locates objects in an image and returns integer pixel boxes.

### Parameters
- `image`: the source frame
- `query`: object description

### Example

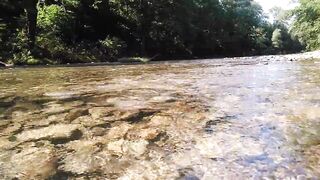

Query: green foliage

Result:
[219,0,266,55]
[291,0,320,50]
[11,30,33,65]
[100,36,127,59]
[272,29,283,49]
[38,4,74,37]
[0,0,309,65]
[63,0,80,8]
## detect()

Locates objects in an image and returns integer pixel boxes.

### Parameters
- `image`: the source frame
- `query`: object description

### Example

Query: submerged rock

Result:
[107,123,133,139]
[61,140,131,177]
[126,127,162,141]
[0,120,10,129]
[65,108,89,122]
[1,122,22,136]
[60,141,102,175]
[89,107,113,120]
[91,127,107,136]
[148,115,173,127]
[16,124,82,143]
[107,139,149,157]
[0,137,18,149]
[72,115,105,128]
[0,147,57,179]
[25,113,67,128]
[107,139,125,156]
[42,103,71,115]
[120,109,158,123]
[123,140,149,157]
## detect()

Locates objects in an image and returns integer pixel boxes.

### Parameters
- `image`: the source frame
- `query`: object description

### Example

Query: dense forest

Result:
[0,0,319,65]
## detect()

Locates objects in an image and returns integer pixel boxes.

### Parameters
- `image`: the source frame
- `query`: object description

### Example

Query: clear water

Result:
[0,58,319,179]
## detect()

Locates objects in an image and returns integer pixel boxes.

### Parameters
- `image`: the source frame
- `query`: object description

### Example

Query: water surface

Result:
[0,58,319,179]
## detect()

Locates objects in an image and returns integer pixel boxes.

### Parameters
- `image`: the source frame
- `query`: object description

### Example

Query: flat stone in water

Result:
[65,108,89,122]
[1,122,22,136]
[120,109,158,123]
[16,124,82,143]
[91,127,107,136]
[89,107,113,120]
[60,140,102,175]
[0,147,57,179]
[126,126,162,141]
[107,123,133,140]
[107,139,149,157]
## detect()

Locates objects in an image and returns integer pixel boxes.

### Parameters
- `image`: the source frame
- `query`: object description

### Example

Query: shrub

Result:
[38,4,74,38]
[100,36,127,60]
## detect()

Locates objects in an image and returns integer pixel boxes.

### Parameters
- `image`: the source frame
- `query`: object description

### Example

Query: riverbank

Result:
[224,50,320,62]
[1,50,319,69]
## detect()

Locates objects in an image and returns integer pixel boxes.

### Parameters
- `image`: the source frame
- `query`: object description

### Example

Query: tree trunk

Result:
[139,0,147,56]
[24,0,38,49]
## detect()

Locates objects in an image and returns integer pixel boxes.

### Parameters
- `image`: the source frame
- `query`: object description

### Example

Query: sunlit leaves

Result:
[291,0,320,50]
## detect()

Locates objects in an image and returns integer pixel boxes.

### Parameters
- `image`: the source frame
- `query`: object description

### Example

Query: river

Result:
[0,57,319,179]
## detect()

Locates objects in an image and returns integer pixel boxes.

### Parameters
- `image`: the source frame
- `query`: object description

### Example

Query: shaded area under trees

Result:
[0,0,310,65]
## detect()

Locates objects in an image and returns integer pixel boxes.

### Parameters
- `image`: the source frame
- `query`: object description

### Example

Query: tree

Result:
[270,6,289,26]
[272,28,283,49]
[291,0,320,50]
[0,0,308,65]
[23,0,39,49]
[219,0,266,55]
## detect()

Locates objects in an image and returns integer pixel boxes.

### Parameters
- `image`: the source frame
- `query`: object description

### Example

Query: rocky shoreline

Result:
[1,50,319,69]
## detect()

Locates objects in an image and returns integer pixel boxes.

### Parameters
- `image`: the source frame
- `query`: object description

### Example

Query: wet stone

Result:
[24,113,67,128]
[107,139,149,157]
[42,103,71,115]
[16,124,82,143]
[1,122,22,136]
[61,139,131,178]
[0,147,57,179]
[0,137,19,149]
[148,115,173,127]
[60,141,103,175]
[0,120,10,129]
[65,108,89,122]
[126,127,162,141]
[89,107,113,120]
[63,100,85,108]
[107,123,133,139]
[72,115,103,127]
[91,127,107,136]
[120,109,158,123]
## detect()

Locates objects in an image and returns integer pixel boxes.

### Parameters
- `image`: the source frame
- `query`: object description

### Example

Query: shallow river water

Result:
[0,57,319,179]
